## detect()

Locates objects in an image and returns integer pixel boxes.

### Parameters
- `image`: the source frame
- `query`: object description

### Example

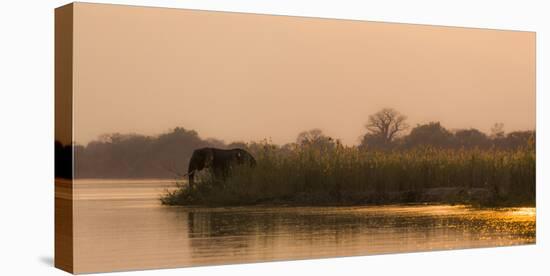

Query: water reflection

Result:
[182,205,535,264]
[72,180,535,274]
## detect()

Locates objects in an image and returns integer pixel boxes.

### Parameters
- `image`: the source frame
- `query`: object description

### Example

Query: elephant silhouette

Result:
[187,147,256,188]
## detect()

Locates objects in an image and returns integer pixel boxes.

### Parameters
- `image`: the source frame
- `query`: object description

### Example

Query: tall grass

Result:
[161,143,535,206]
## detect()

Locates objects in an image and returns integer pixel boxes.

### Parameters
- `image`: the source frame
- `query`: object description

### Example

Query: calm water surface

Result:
[72,179,535,273]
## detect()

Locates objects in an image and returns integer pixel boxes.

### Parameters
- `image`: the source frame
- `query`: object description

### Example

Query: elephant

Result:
[187,147,256,188]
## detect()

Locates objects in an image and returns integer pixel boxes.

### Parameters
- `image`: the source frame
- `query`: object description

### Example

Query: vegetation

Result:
[72,127,223,178]
[162,138,535,207]
[361,108,409,148]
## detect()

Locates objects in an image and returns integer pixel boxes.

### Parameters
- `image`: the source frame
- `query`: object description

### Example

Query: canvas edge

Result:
[54,2,75,274]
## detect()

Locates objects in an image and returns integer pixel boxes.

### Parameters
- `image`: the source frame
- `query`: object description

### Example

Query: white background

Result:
[0,0,548,275]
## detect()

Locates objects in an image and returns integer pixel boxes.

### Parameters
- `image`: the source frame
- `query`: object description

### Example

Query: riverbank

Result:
[161,183,535,207]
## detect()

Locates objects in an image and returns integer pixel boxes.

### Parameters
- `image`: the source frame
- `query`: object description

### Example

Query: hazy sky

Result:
[73,3,535,146]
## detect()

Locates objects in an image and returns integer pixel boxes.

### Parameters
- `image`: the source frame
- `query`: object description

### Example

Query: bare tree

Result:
[490,123,505,139]
[365,108,409,144]
[296,128,335,149]
[296,128,325,145]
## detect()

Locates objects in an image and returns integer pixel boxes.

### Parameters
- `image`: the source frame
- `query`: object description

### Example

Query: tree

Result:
[453,128,489,148]
[297,128,320,143]
[296,128,335,149]
[504,130,535,149]
[363,108,409,147]
[205,138,226,148]
[404,122,452,148]
[75,126,226,178]
[227,141,248,149]
[359,133,390,150]
[490,123,505,139]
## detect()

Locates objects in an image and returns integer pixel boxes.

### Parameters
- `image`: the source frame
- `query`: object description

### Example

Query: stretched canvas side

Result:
[54,3,74,274]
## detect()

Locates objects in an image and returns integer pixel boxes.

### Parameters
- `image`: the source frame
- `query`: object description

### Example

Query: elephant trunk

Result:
[188,172,195,189]
[187,163,197,189]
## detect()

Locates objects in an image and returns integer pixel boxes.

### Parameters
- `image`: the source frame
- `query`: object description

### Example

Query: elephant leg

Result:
[212,168,227,183]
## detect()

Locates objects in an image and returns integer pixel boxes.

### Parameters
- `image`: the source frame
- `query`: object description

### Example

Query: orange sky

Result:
[72,3,535,146]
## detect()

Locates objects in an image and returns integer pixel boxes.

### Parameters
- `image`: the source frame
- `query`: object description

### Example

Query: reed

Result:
[162,143,535,206]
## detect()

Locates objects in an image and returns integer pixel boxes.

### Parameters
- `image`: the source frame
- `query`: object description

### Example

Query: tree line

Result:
[359,108,535,150]
[55,108,535,179]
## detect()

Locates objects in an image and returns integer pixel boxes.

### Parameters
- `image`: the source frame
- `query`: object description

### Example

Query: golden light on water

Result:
[509,207,536,217]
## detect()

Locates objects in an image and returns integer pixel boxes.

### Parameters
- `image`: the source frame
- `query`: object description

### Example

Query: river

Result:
[69,179,535,273]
